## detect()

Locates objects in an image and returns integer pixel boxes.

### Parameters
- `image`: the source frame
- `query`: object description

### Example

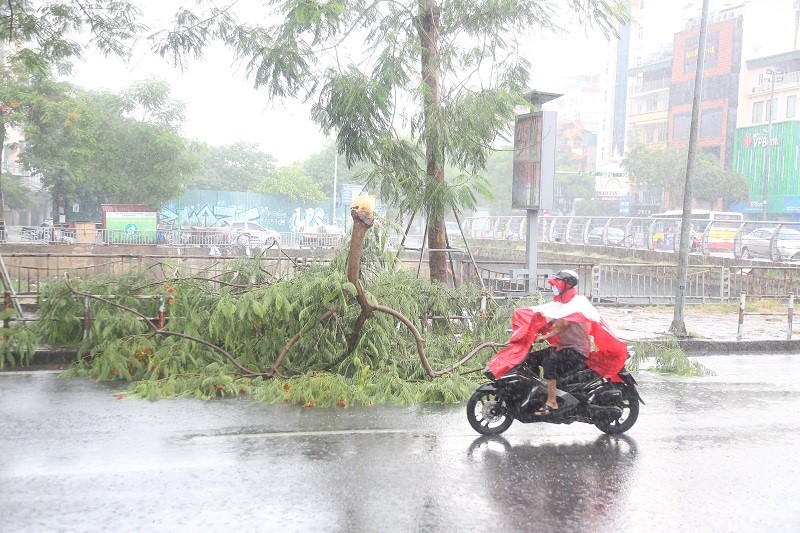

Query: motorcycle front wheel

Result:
[466,388,514,435]
[594,385,640,435]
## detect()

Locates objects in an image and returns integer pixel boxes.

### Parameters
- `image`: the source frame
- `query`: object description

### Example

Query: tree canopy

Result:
[18,73,195,213]
[621,144,749,209]
[189,141,278,192]
[252,163,325,202]
[1,0,142,73]
[149,0,630,282]
[1,0,144,223]
[303,142,366,197]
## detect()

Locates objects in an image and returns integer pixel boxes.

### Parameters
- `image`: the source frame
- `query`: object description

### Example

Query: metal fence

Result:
[5,253,799,347]
[0,226,345,249]
[8,216,800,264]
[461,215,800,261]
[0,253,332,297]
[468,261,800,305]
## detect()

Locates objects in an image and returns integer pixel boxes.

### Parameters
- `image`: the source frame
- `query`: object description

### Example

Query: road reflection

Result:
[467,434,638,531]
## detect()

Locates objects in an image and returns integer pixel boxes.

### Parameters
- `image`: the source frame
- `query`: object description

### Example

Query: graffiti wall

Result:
[160,190,336,233]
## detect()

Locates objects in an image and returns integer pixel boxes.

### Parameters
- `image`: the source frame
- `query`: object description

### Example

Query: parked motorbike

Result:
[466,343,643,436]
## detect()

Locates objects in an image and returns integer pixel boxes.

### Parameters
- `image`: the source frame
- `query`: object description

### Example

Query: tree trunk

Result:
[672,0,710,336]
[417,1,447,284]
[0,122,6,241]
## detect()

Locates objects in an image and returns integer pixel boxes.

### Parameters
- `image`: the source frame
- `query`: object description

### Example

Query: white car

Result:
[223,221,281,247]
[739,227,800,261]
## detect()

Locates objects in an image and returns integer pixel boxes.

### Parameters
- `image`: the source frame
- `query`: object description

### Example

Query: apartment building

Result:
[734,51,800,217]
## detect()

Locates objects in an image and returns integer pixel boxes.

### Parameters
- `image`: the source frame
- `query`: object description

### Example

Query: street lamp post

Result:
[762,68,783,221]
[333,150,338,227]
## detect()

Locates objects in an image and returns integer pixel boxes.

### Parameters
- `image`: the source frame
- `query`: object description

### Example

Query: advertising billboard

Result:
[105,211,158,243]
[733,122,800,215]
[512,111,556,210]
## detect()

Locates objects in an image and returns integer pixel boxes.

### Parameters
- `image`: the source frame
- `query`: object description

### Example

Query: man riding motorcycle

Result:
[486,269,629,417]
[528,270,591,416]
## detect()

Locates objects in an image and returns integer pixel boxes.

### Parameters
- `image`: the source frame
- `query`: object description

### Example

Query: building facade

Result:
[733,51,800,218]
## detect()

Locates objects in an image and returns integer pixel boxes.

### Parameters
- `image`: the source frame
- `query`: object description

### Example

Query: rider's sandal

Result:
[534,405,558,416]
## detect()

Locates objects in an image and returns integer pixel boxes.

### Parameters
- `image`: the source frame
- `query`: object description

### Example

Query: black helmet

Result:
[554,269,579,290]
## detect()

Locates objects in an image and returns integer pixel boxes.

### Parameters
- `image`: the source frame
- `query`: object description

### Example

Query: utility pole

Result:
[672,0,709,336]
[333,150,338,226]
[762,68,782,222]
[0,119,6,242]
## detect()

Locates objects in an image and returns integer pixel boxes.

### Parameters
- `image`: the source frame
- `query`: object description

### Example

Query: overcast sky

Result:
[68,3,614,166]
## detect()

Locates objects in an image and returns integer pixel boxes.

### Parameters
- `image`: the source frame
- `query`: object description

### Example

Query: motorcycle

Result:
[466,341,643,436]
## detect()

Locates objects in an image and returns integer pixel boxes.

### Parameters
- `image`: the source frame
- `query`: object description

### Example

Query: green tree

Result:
[252,163,325,202]
[480,147,513,215]
[119,77,186,126]
[152,0,630,282]
[189,141,277,191]
[0,1,142,72]
[554,152,595,215]
[0,174,31,211]
[0,63,34,232]
[20,76,195,215]
[1,0,143,227]
[622,144,748,209]
[303,142,366,197]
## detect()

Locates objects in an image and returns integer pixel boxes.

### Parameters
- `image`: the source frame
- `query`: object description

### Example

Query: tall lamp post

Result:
[762,68,783,221]
[332,150,338,226]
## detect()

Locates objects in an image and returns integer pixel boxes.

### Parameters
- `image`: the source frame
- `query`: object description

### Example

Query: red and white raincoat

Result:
[487,295,629,381]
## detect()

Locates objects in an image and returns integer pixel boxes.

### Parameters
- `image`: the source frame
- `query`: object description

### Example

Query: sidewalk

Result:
[598,305,800,355]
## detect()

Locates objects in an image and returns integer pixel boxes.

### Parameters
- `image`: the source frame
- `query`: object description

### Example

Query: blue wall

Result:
[160,190,344,232]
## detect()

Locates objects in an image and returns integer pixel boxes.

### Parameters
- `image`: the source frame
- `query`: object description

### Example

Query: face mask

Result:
[551,286,560,296]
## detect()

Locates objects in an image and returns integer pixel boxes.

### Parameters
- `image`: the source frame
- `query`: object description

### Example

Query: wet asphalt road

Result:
[2,355,800,532]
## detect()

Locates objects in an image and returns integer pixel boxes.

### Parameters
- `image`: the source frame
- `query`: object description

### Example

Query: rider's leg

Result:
[539,350,561,411]
[538,348,584,412]
[525,346,553,375]
[544,379,558,410]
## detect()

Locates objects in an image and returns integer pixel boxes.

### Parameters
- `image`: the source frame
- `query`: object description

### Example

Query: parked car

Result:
[739,227,800,261]
[299,224,344,248]
[223,220,281,247]
[588,227,627,246]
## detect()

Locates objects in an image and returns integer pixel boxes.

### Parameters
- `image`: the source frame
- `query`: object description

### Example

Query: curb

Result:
[3,347,81,372]
[678,339,800,356]
[3,340,798,373]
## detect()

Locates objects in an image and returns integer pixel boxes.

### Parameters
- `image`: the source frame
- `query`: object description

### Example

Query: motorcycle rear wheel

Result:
[594,386,639,435]
[466,389,514,435]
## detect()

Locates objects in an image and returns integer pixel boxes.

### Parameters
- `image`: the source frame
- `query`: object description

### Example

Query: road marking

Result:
[188,428,425,441]
[0,370,62,375]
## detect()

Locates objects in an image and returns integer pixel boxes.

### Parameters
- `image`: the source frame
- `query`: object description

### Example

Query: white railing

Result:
[5,216,800,264]
[0,226,346,250]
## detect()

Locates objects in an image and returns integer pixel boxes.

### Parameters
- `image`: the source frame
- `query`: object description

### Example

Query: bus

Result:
[650,210,744,251]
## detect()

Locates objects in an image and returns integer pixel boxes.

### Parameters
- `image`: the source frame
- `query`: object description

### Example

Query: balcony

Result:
[629,78,671,95]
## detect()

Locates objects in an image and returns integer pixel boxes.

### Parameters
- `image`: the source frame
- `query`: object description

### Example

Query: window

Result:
[753,101,764,122]
[701,108,723,139]
[673,113,692,141]
[769,97,779,121]
[788,95,797,118]
[702,145,721,159]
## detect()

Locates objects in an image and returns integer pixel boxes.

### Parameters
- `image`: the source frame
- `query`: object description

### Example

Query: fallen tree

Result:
[23,202,520,405]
